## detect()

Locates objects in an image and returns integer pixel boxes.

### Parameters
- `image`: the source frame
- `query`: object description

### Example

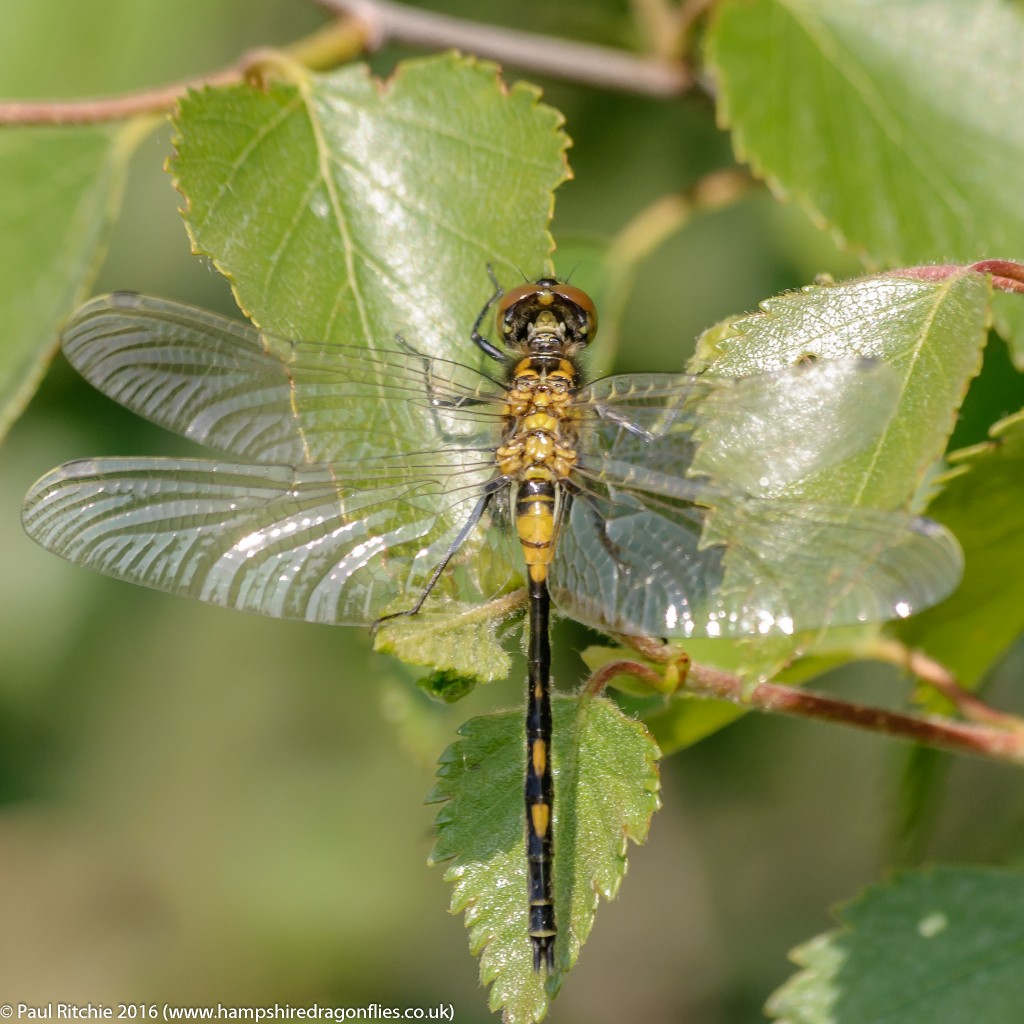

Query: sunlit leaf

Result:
[374,596,520,685]
[574,272,987,742]
[768,867,1024,1023]
[707,0,1024,271]
[692,271,988,506]
[709,0,1024,360]
[429,695,660,1023]
[679,270,986,680]
[172,52,568,355]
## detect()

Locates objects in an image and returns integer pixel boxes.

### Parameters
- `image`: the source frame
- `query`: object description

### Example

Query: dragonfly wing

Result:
[705,497,963,633]
[22,457,516,626]
[551,482,962,639]
[576,360,899,496]
[690,360,900,496]
[557,357,960,637]
[62,293,505,465]
[549,490,725,639]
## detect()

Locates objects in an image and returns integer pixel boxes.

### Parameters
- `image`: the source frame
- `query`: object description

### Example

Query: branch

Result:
[0,18,369,125]
[869,637,1024,731]
[606,634,1024,765]
[1,1,691,126]
[319,0,691,96]
[684,662,1024,764]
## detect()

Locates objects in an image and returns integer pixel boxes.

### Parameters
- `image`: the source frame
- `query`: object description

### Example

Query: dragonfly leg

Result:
[391,333,503,442]
[471,266,507,363]
[574,489,633,568]
[371,483,499,631]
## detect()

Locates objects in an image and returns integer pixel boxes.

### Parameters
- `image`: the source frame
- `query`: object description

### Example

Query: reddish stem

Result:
[684,662,1024,764]
[889,260,1024,295]
[607,634,1024,765]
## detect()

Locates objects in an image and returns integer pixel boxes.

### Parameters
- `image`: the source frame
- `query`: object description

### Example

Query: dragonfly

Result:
[22,278,963,972]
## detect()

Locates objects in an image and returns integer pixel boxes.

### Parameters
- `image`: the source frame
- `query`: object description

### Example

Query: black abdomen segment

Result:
[515,475,558,971]
[525,573,555,971]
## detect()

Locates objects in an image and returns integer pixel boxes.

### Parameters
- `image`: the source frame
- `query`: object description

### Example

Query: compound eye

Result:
[496,282,546,321]
[550,283,598,343]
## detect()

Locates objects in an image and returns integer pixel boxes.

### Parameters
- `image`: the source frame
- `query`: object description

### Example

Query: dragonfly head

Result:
[497,278,598,356]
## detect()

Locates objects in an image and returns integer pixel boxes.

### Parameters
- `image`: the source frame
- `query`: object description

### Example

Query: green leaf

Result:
[684,270,987,679]
[692,272,989,505]
[992,290,1024,369]
[0,123,141,440]
[172,53,568,354]
[894,410,1024,687]
[645,696,746,754]
[414,668,478,705]
[429,695,660,1023]
[591,271,991,745]
[374,595,520,686]
[170,53,569,673]
[768,866,1024,1023]
[707,0,1024,269]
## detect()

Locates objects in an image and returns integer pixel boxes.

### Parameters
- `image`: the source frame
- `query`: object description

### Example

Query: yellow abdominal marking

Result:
[531,801,550,838]
[532,738,547,776]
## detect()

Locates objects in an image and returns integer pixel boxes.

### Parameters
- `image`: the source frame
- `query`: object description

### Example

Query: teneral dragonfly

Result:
[22,280,963,971]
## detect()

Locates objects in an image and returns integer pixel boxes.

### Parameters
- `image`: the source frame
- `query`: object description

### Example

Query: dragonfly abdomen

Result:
[525,571,555,971]
[515,471,559,583]
[515,471,561,971]
[498,351,582,973]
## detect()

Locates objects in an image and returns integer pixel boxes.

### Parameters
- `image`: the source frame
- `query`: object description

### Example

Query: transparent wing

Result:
[22,457,518,626]
[556,357,961,637]
[551,485,959,639]
[62,293,508,465]
[552,474,963,639]
[575,360,899,496]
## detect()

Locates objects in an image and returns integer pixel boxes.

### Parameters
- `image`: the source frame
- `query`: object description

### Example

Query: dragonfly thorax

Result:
[504,357,578,419]
[498,352,581,592]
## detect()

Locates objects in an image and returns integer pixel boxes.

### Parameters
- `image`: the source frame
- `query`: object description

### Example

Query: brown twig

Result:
[0,70,237,126]
[605,633,1024,764]
[318,0,692,96]
[1,0,691,127]
[0,18,369,125]
[869,637,1024,731]
[683,661,1024,764]
[585,659,666,697]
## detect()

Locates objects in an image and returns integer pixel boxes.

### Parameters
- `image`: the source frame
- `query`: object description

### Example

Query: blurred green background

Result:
[3,1,1024,1021]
